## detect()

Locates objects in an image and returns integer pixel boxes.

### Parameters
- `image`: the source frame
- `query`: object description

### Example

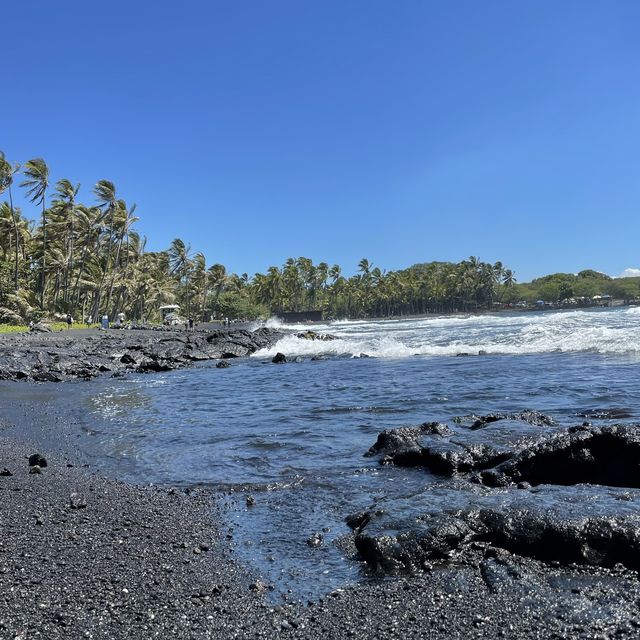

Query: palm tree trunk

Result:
[8,186,19,292]
[41,200,46,309]
[106,233,124,316]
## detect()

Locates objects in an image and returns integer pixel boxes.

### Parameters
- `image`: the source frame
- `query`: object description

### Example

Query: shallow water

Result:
[2,306,640,601]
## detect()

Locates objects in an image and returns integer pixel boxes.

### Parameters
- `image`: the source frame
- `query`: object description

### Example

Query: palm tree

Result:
[70,205,101,309]
[208,263,227,318]
[0,152,21,292]
[168,238,193,317]
[50,179,80,307]
[106,199,138,315]
[20,158,49,308]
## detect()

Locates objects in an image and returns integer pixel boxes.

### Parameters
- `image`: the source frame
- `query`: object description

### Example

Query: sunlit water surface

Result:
[4,307,640,601]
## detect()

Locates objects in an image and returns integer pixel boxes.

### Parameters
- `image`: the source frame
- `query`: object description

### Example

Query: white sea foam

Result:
[254,308,640,359]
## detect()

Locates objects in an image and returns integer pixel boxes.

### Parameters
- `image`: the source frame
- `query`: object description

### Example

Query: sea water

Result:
[3,306,640,601]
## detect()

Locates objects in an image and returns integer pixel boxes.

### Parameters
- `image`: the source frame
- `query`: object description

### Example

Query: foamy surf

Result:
[254,308,640,359]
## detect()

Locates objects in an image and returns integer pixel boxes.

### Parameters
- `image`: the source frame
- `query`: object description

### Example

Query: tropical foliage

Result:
[1,152,639,324]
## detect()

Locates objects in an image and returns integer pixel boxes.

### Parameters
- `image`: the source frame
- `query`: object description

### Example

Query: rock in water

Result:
[216,360,230,368]
[306,532,325,547]
[272,352,287,364]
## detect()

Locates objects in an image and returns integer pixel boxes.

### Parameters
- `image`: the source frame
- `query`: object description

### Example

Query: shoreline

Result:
[0,325,285,383]
[3,394,640,637]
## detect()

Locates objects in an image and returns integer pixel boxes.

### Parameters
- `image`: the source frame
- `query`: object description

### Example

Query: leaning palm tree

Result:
[0,152,21,292]
[168,238,193,317]
[50,179,80,307]
[20,158,50,309]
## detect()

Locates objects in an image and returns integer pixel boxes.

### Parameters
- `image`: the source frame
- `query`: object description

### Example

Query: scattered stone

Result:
[249,580,268,593]
[29,465,42,475]
[0,468,12,477]
[246,495,256,507]
[272,352,287,364]
[216,360,230,368]
[69,492,87,509]
[29,453,48,468]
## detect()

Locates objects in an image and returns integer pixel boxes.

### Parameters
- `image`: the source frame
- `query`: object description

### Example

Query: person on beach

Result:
[86,315,92,327]
[188,317,194,331]
[66,313,73,329]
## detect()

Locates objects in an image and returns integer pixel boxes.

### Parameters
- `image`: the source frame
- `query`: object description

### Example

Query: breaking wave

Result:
[255,308,640,359]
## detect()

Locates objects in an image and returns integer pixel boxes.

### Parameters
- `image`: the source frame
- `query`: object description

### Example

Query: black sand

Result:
[2,330,640,638]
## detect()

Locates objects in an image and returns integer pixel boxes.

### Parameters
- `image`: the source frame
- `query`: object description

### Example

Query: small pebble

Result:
[69,493,87,509]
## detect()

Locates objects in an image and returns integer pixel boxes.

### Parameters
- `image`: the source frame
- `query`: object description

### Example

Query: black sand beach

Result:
[2,330,640,638]
[3,428,640,639]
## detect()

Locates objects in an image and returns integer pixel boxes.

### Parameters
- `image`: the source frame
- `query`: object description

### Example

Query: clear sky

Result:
[3,0,639,282]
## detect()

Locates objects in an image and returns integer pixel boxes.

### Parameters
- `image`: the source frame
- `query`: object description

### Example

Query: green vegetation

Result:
[1,151,639,324]
[503,271,640,306]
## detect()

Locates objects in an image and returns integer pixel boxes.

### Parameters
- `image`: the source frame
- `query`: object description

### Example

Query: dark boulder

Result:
[366,418,546,476]
[29,453,48,468]
[454,411,556,430]
[480,424,640,489]
[296,331,336,341]
[272,353,287,364]
[353,482,640,574]
[216,360,230,369]
[365,422,452,458]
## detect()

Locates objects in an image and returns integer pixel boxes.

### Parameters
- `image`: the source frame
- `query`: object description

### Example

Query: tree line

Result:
[1,152,638,324]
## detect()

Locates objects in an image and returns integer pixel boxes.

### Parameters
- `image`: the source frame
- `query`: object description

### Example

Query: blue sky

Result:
[3,0,639,282]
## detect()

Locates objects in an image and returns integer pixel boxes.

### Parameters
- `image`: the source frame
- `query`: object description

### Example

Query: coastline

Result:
[2,386,640,637]
[0,325,285,383]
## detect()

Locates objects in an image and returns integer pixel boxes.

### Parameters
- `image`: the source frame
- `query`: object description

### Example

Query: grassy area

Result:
[0,323,99,334]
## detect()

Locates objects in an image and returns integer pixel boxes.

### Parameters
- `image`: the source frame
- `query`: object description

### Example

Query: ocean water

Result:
[4,306,640,601]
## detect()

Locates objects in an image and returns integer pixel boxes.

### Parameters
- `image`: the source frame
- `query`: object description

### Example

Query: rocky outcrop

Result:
[366,416,552,475]
[296,330,336,341]
[0,326,284,382]
[479,424,640,488]
[357,419,640,575]
[453,411,556,430]
[352,481,640,574]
